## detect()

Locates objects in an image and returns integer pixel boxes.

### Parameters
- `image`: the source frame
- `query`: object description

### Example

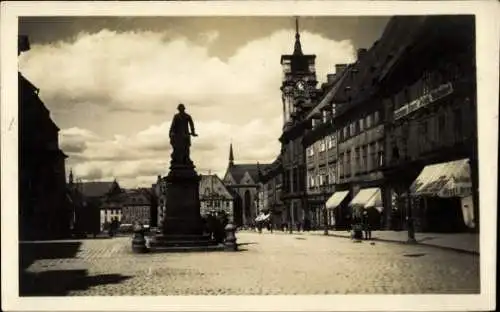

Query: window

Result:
[378,140,384,167]
[369,142,377,171]
[343,126,348,139]
[339,154,344,177]
[320,140,326,152]
[361,145,368,173]
[367,115,373,128]
[359,118,364,132]
[322,110,328,123]
[319,174,324,186]
[327,135,334,149]
[354,148,360,175]
[345,151,351,177]
[374,111,380,125]
[308,146,314,157]
[350,122,356,136]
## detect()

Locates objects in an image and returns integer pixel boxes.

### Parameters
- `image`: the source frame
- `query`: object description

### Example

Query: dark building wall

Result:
[19,73,70,240]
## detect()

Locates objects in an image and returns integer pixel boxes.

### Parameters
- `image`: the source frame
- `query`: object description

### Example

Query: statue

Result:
[169,103,198,167]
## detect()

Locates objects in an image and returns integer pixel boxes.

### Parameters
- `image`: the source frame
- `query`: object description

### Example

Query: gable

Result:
[223,170,236,185]
[240,171,255,185]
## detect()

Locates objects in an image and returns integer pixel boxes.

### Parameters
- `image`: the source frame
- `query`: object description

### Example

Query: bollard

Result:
[132,223,148,253]
[224,223,238,251]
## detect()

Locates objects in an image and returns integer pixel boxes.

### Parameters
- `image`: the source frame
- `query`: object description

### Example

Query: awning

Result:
[411,158,472,197]
[364,188,383,213]
[255,214,270,222]
[349,188,380,207]
[325,191,349,210]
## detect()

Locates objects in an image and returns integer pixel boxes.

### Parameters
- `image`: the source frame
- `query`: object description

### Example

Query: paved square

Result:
[21,232,480,295]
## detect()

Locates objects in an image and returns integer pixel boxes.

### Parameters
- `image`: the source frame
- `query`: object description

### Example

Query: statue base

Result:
[148,162,223,252]
[148,234,224,252]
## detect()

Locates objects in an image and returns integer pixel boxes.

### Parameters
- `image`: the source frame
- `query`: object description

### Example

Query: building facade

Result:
[199,174,234,221]
[258,157,286,228]
[223,144,265,226]
[380,15,478,233]
[18,36,72,240]
[121,189,152,226]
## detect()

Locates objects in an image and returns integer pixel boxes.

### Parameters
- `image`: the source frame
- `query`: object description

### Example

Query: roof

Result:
[226,164,260,184]
[122,189,151,206]
[199,174,234,200]
[78,181,117,198]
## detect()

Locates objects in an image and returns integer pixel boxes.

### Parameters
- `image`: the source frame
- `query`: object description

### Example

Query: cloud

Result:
[21,28,355,188]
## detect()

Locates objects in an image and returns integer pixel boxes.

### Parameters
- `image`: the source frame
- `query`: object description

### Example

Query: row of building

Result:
[257,15,478,233]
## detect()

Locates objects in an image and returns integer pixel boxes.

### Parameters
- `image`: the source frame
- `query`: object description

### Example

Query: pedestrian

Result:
[362,210,372,240]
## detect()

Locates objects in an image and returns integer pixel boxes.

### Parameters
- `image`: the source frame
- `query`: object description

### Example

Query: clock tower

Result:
[280,18,318,128]
[278,18,318,233]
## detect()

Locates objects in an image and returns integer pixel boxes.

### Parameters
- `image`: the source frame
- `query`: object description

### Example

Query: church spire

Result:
[68,168,74,185]
[293,17,303,55]
[229,142,234,166]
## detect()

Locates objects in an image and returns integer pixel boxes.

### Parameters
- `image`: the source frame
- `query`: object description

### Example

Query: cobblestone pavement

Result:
[21,232,480,296]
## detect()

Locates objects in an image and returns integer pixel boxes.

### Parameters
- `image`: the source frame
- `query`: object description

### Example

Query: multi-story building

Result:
[278,19,321,231]
[380,15,478,232]
[302,65,350,229]
[121,189,152,226]
[258,157,285,228]
[199,174,235,221]
[18,35,72,240]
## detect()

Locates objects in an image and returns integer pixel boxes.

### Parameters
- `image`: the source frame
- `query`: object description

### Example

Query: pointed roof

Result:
[229,143,234,166]
[293,17,303,55]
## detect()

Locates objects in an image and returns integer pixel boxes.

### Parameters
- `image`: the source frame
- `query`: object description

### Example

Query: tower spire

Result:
[293,16,303,55]
[229,142,234,166]
[69,168,74,185]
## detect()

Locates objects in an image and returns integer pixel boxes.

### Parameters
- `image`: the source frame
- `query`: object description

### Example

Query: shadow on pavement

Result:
[20,241,82,270]
[20,269,132,296]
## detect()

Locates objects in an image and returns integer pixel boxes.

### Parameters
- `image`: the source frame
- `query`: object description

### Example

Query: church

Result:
[222,144,269,227]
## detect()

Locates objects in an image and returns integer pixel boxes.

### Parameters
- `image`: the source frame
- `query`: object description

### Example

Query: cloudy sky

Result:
[19,16,389,188]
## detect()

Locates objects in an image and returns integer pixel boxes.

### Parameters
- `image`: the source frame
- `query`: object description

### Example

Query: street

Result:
[20,232,480,296]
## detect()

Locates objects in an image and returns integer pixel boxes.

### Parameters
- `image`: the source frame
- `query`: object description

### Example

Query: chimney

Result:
[326,73,336,84]
[357,48,367,61]
[335,64,347,74]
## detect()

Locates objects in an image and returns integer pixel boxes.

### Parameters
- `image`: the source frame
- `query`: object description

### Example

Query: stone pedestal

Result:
[148,164,224,252]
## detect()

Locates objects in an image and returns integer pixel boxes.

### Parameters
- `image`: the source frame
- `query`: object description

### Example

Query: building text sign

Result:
[394,82,454,121]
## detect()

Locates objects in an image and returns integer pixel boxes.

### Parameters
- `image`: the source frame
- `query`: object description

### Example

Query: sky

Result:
[18,16,390,189]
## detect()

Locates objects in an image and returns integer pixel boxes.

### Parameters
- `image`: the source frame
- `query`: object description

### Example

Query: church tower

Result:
[228,143,234,167]
[280,17,318,129]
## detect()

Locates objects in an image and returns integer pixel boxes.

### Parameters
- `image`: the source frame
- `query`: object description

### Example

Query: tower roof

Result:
[293,17,303,55]
[229,143,234,166]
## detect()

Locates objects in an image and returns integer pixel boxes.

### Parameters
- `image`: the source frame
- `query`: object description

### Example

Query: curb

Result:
[326,233,479,256]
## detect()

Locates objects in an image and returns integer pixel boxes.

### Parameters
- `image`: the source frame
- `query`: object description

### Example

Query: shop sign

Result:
[394,82,454,121]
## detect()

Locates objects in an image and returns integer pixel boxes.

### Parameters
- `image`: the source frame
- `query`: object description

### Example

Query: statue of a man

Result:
[169,103,198,166]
